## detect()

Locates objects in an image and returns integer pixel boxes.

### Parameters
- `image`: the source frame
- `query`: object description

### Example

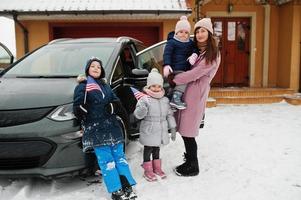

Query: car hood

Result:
[0,78,78,110]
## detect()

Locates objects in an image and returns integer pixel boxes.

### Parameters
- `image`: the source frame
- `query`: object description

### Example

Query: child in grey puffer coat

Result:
[134,68,177,182]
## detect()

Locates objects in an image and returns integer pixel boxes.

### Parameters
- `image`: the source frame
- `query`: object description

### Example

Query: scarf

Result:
[143,88,165,99]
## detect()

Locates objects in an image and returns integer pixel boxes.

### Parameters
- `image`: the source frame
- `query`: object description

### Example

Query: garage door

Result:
[51,24,160,47]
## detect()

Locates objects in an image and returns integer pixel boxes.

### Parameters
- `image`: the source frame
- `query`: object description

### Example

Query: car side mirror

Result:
[0,42,14,70]
[131,68,149,76]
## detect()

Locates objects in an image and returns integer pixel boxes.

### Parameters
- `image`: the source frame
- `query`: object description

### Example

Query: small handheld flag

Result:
[130,87,149,100]
[86,76,105,98]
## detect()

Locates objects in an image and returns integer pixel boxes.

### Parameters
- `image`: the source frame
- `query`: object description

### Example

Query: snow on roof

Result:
[0,0,192,20]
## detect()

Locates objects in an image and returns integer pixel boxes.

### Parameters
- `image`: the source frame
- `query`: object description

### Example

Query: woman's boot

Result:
[186,158,199,176]
[174,153,199,176]
[174,153,190,176]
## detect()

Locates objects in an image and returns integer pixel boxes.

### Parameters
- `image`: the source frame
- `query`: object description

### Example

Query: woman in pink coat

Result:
[170,18,221,176]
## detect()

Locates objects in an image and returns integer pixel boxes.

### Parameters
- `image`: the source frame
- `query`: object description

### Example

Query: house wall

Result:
[277,4,293,88]
[299,4,301,92]
[265,3,300,91]
[15,21,49,58]
[277,2,301,91]
[162,19,178,39]
[268,5,279,87]
[290,4,300,91]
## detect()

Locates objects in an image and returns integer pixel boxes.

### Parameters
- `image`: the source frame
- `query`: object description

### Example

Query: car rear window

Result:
[3,43,116,77]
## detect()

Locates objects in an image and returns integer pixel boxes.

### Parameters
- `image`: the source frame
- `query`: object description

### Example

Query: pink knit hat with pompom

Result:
[175,16,191,34]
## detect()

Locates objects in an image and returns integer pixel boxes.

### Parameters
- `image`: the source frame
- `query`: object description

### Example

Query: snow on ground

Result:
[1,101,301,200]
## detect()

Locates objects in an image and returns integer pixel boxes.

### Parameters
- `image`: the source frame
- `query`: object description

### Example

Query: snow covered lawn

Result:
[1,102,301,200]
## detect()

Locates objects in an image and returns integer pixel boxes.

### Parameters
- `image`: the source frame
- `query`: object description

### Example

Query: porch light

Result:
[228,3,233,13]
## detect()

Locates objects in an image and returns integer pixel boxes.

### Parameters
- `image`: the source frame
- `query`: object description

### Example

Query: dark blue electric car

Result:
[0,37,167,179]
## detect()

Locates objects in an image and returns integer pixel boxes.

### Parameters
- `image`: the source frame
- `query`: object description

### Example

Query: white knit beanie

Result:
[194,18,213,34]
[146,68,163,88]
[175,16,191,34]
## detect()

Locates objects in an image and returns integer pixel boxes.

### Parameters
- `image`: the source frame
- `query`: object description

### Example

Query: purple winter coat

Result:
[173,53,221,137]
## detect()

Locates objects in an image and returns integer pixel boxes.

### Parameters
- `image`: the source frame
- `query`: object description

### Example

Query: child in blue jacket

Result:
[73,57,137,200]
[163,16,195,110]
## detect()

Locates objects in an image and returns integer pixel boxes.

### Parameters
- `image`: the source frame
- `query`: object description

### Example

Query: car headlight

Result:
[48,104,75,121]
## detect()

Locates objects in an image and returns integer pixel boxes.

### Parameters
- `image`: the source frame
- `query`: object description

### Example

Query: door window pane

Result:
[214,21,222,37]
[237,22,246,51]
[227,22,236,41]
[213,21,222,47]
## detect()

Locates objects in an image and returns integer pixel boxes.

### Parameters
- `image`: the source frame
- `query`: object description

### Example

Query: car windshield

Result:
[2,43,116,78]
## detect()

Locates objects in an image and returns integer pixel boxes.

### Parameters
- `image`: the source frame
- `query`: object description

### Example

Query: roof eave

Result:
[0,9,192,20]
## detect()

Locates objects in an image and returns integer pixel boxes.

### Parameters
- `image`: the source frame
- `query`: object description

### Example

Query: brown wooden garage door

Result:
[50,23,161,47]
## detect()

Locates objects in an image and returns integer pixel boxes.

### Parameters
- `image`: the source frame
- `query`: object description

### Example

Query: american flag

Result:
[86,76,105,97]
[130,87,149,100]
[86,76,101,91]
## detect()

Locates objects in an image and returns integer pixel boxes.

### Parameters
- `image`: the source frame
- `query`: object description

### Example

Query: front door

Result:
[211,17,250,87]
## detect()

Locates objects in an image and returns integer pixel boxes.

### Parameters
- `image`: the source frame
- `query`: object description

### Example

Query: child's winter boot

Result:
[119,175,137,199]
[123,186,137,199]
[152,159,167,179]
[170,90,187,110]
[111,189,128,200]
[142,161,157,181]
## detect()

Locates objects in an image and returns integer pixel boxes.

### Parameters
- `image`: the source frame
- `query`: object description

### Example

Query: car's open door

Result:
[112,41,168,139]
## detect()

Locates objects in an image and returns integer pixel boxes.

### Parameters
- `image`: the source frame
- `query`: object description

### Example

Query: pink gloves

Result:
[163,65,173,77]
[187,53,198,65]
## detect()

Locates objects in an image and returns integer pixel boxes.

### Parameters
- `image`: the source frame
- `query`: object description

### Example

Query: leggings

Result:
[182,136,198,159]
[143,146,160,162]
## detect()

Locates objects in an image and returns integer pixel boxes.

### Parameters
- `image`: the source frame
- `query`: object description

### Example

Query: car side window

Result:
[135,43,146,52]
[136,43,166,72]
[112,58,124,83]
[120,46,136,75]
